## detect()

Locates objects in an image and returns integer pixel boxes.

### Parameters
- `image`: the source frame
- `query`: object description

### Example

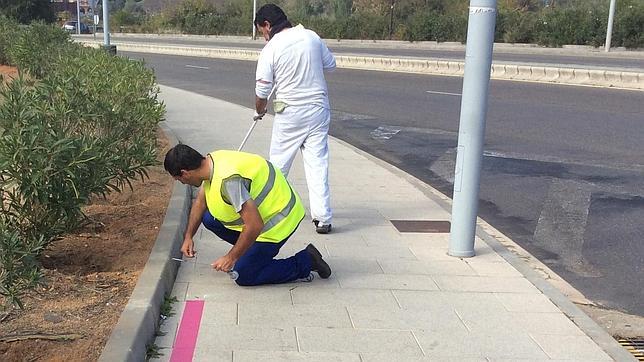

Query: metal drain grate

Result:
[390,220,451,233]
[618,339,644,361]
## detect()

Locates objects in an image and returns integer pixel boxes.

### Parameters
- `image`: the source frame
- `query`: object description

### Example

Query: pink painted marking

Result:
[170,299,205,362]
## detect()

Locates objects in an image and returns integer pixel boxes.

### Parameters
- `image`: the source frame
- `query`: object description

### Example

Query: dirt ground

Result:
[0,65,174,361]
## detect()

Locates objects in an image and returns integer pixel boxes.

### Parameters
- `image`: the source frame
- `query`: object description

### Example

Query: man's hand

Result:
[212,254,237,272]
[253,109,266,121]
[181,237,196,258]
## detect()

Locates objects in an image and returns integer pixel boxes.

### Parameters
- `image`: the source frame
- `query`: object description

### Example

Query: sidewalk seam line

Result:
[294,326,301,353]
[345,306,355,329]
[453,308,472,332]
[390,290,403,309]
[527,333,553,359]
[410,330,427,356]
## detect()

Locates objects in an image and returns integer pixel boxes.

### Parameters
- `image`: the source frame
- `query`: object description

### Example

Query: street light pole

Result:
[389,0,395,39]
[76,0,81,35]
[605,0,616,52]
[448,0,497,258]
[252,0,257,40]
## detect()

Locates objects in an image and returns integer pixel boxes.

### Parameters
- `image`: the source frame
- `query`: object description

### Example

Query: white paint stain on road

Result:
[185,64,210,70]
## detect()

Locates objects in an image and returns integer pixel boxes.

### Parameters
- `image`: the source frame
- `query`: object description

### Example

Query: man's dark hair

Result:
[164,144,204,177]
[254,3,292,39]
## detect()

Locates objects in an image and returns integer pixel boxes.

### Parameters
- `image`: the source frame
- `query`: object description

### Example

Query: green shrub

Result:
[0,25,164,309]
[535,6,606,47]
[7,21,71,78]
[0,16,20,65]
[406,11,467,43]
[0,224,45,309]
[498,9,538,44]
[612,1,644,48]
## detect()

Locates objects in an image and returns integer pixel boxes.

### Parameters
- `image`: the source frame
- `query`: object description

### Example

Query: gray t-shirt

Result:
[221,176,252,213]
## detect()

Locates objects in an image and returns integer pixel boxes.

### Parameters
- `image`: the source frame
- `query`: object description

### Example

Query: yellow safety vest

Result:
[202,150,305,243]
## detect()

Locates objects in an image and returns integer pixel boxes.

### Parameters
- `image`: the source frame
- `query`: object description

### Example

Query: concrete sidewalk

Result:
[151,85,630,361]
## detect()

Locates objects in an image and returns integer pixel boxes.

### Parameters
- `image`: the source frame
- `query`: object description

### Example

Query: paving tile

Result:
[200,302,238,326]
[347,306,467,332]
[529,334,612,360]
[378,259,476,276]
[238,304,352,328]
[322,257,384,274]
[326,245,417,260]
[361,354,485,362]
[175,261,228,283]
[465,259,523,277]
[415,330,548,359]
[394,290,508,314]
[515,312,584,335]
[490,359,593,362]
[196,326,297,352]
[292,288,399,308]
[493,293,560,313]
[192,349,233,362]
[337,273,439,290]
[170,282,189,301]
[433,275,540,293]
[233,350,361,361]
[186,283,293,303]
[297,327,423,356]
[375,201,451,220]
[408,245,455,261]
[154,321,179,348]
[456,307,584,335]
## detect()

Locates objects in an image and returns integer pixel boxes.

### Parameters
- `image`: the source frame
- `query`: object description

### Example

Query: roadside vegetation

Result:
[0,16,165,310]
[105,0,643,48]
[2,0,642,48]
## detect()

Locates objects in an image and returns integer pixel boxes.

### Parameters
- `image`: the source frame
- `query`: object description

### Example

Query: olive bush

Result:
[0,23,164,309]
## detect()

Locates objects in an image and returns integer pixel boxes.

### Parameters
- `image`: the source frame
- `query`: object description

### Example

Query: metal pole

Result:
[102,0,110,47]
[448,0,497,258]
[605,0,616,52]
[252,0,257,40]
[389,0,395,39]
[76,0,81,35]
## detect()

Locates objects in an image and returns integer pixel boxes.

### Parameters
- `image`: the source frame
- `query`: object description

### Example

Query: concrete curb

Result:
[98,122,191,362]
[81,40,643,91]
[332,137,637,362]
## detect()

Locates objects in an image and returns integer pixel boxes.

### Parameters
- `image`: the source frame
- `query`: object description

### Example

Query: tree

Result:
[0,0,55,24]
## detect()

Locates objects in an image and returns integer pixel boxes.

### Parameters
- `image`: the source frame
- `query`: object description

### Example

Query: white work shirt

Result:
[255,24,336,109]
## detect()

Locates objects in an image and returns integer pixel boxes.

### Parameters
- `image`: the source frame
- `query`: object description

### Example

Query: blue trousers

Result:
[202,210,312,286]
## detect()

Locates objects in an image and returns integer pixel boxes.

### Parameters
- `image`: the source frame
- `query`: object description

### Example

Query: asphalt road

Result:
[109,35,644,71]
[127,51,644,316]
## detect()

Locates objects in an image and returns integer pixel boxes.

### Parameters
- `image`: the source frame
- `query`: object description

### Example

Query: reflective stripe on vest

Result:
[261,184,297,233]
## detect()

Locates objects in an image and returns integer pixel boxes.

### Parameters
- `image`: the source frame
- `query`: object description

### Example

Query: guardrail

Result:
[81,40,643,91]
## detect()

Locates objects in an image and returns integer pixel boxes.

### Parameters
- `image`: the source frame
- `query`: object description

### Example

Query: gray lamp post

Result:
[252,0,257,40]
[605,0,616,52]
[76,0,81,35]
[448,0,497,258]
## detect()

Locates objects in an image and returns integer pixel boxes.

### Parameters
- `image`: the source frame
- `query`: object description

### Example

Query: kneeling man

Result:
[164,144,331,286]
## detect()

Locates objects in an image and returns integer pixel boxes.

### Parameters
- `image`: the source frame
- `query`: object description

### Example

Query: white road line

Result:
[426,90,461,96]
[185,64,210,70]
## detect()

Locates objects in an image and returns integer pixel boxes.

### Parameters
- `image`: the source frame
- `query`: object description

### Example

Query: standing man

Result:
[253,3,336,234]
[164,144,331,286]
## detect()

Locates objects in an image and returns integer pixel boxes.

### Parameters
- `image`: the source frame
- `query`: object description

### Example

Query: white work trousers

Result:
[269,105,332,225]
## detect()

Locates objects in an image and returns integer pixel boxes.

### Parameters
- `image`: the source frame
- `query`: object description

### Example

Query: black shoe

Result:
[313,219,332,234]
[306,244,331,279]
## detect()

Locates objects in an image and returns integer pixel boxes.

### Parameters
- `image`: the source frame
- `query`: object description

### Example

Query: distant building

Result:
[50,0,91,19]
